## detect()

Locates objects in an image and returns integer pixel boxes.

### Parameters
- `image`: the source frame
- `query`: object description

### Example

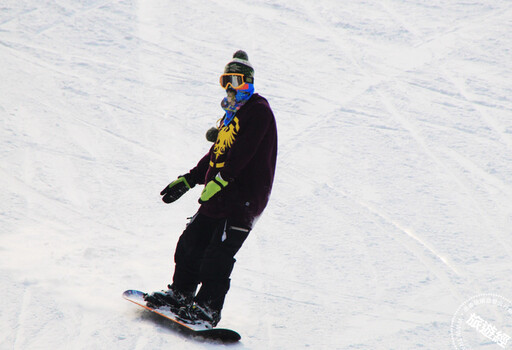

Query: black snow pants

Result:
[172,213,250,312]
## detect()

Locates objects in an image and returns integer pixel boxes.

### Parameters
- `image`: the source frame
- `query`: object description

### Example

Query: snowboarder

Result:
[144,50,278,328]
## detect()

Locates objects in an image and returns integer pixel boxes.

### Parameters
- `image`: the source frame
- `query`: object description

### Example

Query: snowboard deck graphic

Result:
[122,289,241,342]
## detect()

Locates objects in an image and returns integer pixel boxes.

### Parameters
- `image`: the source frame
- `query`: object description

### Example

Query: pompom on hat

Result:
[224,50,254,84]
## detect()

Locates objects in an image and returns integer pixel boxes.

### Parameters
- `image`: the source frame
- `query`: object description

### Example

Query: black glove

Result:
[160,174,195,203]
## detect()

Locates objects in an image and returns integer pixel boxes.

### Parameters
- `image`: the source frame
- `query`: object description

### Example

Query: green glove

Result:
[199,174,228,203]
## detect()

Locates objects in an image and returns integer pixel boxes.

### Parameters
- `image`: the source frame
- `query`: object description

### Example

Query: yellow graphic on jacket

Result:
[211,117,240,168]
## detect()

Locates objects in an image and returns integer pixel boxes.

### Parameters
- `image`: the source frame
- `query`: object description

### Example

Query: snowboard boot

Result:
[144,284,194,310]
[176,303,221,328]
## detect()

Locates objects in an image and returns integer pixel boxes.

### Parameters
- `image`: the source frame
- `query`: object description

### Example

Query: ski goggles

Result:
[219,73,251,90]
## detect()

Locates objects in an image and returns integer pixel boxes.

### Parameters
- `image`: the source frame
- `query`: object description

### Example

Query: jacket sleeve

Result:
[220,103,273,182]
[188,150,211,185]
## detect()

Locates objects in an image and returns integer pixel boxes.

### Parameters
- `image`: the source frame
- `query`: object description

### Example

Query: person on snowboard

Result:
[144,50,278,328]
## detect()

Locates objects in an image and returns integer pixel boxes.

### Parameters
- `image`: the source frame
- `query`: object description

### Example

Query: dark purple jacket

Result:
[189,94,277,228]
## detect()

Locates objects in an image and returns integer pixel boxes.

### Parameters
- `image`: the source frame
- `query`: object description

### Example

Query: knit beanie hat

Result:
[224,50,254,84]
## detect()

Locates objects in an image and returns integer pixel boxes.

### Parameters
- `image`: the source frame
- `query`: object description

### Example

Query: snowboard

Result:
[122,289,241,342]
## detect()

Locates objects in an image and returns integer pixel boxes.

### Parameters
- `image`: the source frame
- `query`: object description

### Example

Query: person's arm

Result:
[160,149,211,203]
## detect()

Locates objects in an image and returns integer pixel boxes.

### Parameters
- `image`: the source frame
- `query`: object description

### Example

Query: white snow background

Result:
[1,0,512,349]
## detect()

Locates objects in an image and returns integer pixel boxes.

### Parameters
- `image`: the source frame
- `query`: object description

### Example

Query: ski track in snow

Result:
[13,288,30,350]
[298,0,480,298]
[1,0,512,349]
[378,3,512,263]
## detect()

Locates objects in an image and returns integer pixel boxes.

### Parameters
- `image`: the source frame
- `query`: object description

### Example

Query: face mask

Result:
[220,83,254,126]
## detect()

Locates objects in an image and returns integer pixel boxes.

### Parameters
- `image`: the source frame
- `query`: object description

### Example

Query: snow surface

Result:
[1,0,512,349]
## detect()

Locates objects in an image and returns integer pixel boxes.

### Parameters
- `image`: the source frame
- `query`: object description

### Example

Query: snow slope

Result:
[1,0,512,349]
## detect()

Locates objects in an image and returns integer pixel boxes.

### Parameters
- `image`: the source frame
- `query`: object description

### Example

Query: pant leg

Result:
[194,221,250,311]
[172,213,222,294]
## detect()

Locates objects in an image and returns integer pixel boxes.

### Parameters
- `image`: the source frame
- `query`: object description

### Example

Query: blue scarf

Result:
[221,83,254,126]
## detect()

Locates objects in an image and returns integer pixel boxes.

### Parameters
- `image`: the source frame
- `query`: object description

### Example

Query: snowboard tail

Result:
[122,289,241,342]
